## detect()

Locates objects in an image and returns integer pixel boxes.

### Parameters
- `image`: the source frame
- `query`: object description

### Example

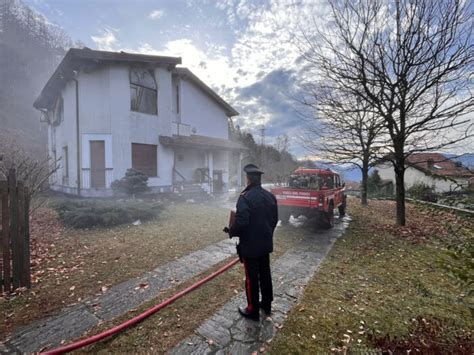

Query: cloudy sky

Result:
[24,0,329,158]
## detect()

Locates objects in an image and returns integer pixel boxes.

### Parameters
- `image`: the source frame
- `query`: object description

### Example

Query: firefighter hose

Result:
[41,257,240,355]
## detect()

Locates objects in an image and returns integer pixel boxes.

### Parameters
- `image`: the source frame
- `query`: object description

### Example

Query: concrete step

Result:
[182,186,204,191]
[175,184,211,200]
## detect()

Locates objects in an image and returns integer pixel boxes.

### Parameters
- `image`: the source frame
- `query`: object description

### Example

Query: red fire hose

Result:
[41,258,240,355]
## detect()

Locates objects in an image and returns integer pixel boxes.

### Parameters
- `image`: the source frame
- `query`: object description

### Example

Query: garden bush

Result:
[111,168,150,197]
[367,170,394,198]
[55,199,162,228]
[407,183,438,202]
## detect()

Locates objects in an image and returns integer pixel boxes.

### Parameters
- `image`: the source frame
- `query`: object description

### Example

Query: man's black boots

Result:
[238,306,259,321]
[259,302,271,315]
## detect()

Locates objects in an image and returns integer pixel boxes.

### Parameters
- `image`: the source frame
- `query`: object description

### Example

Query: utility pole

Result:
[259,125,266,146]
[259,124,266,168]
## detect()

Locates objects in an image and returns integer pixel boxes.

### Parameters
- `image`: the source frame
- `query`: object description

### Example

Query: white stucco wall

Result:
[48,65,174,193]
[49,78,79,189]
[179,79,229,139]
[109,65,174,188]
[213,151,230,185]
[174,148,206,181]
[375,163,463,192]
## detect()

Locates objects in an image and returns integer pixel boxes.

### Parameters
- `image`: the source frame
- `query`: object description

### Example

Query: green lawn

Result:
[269,199,473,354]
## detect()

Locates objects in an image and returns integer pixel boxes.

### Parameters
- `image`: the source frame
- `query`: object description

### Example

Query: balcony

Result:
[172,122,191,136]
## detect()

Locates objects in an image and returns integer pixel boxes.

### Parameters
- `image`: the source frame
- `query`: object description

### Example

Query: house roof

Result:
[172,67,239,117]
[34,48,182,110]
[406,153,473,178]
[345,180,361,190]
[159,135,247,151]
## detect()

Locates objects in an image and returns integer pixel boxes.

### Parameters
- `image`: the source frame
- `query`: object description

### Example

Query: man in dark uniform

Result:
[227,164,278,321]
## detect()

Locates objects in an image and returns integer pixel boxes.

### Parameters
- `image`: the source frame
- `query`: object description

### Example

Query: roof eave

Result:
[34,48,182,111]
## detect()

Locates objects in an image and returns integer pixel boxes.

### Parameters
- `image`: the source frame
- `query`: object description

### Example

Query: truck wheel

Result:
[279,210,291,225]
[322,203,334,229]
[338,202,346,216]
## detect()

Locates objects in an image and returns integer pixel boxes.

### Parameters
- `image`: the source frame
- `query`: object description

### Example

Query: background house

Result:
[33,48,246,197]
[375,153,474,193]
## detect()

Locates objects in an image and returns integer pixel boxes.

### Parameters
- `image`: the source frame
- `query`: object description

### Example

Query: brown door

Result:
[213,170,223,193]
[90,141,106,188]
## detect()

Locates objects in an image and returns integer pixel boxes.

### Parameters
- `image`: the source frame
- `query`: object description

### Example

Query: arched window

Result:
[130,68,157,115]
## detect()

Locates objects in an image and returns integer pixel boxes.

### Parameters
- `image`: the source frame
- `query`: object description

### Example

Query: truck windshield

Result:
[289,174,322,189]
[288,174,336,190]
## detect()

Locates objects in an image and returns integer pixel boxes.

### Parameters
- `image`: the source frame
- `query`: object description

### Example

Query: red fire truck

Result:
[271,168,346,228]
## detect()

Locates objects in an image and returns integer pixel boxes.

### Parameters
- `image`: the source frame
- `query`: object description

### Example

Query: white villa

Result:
[34,48,246,197]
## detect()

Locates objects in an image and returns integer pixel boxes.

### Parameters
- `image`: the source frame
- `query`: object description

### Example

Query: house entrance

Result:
[213,170,224,193]
[90,140,106,188]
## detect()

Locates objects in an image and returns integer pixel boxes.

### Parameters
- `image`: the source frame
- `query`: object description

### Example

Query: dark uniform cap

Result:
[243,163,264,175]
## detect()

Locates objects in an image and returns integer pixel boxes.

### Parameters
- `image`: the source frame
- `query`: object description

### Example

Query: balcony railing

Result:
[172,122,191,136]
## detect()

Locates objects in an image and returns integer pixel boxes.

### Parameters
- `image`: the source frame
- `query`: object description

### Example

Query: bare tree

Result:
[0,131,59,213]
[297,0,473,225]
[302,96,384,205]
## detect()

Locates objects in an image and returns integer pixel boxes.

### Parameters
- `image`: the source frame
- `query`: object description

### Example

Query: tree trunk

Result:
[360,160,369,206]
[394,159,406,226]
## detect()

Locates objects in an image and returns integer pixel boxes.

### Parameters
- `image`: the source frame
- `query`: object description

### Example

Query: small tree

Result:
[298,92,385,205]
[0,131,60,213]
[407,183,438,203]
[367,170,382,195]
[111,169,150,197]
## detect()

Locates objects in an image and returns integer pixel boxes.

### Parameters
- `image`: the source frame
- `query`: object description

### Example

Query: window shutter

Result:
[132,144,157,177]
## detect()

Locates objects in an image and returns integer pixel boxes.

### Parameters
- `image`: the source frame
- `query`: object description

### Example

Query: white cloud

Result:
[135,39,236,92]
[91,28,118,51]
[149,10,164,20]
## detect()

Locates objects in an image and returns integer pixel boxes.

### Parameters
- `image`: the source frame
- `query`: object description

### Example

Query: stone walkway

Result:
[2,238,237,353]
[170,215,351,354]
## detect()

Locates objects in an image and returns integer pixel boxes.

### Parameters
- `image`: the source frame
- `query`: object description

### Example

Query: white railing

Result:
[172,122,191,136]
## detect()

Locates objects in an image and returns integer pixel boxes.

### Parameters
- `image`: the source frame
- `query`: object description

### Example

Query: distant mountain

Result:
[305,161,363,182]
[445,153,474,169]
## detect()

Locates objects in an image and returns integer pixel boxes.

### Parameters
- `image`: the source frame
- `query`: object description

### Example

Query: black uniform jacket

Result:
[229,183,278,258]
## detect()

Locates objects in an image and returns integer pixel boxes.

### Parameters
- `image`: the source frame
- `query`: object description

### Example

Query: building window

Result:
[132,143,157,177]
[177,154,184,162]
[62,146,68,178]
[130,68,158,115]
[176,84,180,114]
[52,97,63,125]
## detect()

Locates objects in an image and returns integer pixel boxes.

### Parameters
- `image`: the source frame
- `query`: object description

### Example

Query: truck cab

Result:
[271,168,346,228]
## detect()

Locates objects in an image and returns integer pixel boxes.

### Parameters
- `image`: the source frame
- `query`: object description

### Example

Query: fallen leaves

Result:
[134,282,150,292]
[368,201,472,244]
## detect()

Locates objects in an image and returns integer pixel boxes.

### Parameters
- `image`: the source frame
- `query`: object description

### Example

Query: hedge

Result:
[54,199,163,228]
